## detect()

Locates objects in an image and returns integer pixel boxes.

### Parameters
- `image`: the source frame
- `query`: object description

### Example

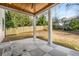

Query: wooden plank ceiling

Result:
[0,3,57,15]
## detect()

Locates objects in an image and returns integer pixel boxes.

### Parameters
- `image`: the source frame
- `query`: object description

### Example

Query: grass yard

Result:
[3,32,33,42]
[3,29,79,51]
[37,30,79,51]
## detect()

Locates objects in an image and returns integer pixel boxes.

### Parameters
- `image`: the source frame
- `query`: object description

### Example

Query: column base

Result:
[47,42,53,47]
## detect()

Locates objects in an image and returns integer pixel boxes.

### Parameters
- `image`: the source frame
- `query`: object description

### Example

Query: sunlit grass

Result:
[4,29,79,51]
[3,32,33,42]
[37,30,79,51]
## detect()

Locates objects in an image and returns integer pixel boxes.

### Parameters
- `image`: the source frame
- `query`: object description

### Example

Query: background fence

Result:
[6,26,48,35]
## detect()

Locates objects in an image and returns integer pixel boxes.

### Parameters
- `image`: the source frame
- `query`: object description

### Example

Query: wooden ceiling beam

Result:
[0,3,59,15]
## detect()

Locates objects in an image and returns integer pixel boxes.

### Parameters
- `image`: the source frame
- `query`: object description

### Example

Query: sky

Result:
[51,3,79,19]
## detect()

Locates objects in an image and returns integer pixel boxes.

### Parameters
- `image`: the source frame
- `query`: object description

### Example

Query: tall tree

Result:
[37,15,48,26]
[5,10,14,29]
[5,10,32,29]
[69,18,79,31]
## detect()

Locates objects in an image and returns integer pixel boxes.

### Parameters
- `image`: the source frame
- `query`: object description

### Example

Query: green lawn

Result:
[4,30,79,51]
[37,30,79,51]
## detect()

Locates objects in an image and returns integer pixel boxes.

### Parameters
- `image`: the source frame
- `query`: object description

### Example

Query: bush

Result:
[5,10,32,29]
[69,19,79,31]
[37,15,48,26]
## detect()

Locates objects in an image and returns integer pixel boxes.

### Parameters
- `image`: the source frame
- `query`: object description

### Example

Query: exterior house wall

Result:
[0,8,5,42]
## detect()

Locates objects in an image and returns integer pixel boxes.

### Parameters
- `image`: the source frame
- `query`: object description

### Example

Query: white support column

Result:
[48,9,53,45]
[33,15,37,40]
[0,8,5,42]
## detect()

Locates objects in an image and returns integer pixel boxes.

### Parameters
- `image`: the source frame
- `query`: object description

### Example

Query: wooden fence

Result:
[6,26,48,35]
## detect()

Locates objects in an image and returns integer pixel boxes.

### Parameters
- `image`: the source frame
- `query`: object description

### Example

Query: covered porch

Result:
[0,3,79,56]
[0,38,78,56]
[0,3,57,45]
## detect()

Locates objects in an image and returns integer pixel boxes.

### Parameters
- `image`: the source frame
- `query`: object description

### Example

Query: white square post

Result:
[48,8,53,45]
[0,8,5,42]
[33,15,37,40]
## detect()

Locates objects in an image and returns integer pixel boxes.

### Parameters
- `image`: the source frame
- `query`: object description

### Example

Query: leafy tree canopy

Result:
[5,10,32,29]
[37,15,48,26]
